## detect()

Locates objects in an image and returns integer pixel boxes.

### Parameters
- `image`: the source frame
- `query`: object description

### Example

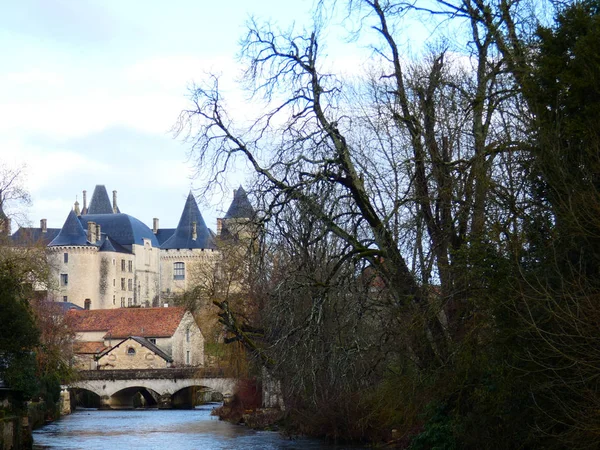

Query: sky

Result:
[0,0,320,231]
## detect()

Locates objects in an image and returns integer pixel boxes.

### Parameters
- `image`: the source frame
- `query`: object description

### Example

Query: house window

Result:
[84,299,91,310]
[128,260,133,272]
[121,297,125,307]
[63,253,68,263]
[174,262,185,280]
[61,273,68,286]
[128,279,132,291]
[128,298,132,307]
[148,338,156,344]
[121,259,126,271]
[121,278,125,290]
[63,296,68,302]
[127,347,136,356]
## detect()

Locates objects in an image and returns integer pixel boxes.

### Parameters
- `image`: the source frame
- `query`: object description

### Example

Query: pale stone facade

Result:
[96,337,172,371]
[11,184,255,312]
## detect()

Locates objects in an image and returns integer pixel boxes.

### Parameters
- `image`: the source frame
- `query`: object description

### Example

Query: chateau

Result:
[9,184,254,310]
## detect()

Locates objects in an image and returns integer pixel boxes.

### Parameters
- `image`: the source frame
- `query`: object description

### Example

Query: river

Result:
[32,404,360,449]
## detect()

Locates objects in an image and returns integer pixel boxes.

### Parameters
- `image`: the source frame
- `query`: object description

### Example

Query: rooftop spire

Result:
[224,186,254,219]
[161,191,215,249]
[48,210,90,246]
[88,185,114,214]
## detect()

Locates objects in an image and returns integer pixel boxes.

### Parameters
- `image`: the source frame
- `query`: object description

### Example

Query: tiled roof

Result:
[88,185,114,214]
[10,227,61,247]
[155,228,175,245]
[224,186,254,219]
[44,301,83,313]
[79,213,159,248]
[73,341,108,354]
[98,235,130,254]
[67,307,187,339]
[99,336,173,362]
[161,192,216,250]
[48,210,91,247]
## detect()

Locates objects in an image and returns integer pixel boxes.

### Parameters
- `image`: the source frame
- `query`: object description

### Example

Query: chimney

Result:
[82,190,87,210]
[87,221,96,243]
[112,190,118,213]
[40,219,47,233]
[217,218,223,236]
[233,188,237,198]
[153,218,159,234]
[96,223,101,241]
[192,221,197,240]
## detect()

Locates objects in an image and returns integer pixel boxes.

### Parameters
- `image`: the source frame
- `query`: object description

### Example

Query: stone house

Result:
[95,336,173,371]
[67,306,204,370]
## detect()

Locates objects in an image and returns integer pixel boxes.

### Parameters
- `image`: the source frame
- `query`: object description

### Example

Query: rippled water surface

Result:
[33,404,357,449]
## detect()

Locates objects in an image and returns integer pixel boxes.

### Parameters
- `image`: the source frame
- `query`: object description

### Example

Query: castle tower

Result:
[160,192,218,297]
[217,186,256,241]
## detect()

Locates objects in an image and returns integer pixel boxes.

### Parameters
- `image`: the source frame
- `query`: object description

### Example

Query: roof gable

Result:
[98,336,173,362]
[67,307,187,338]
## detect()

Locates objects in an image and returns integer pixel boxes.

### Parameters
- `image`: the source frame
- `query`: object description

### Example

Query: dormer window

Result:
[127,347,136,356]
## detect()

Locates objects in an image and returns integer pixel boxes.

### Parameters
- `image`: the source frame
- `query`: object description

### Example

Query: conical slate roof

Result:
[48,210,90,246]
[98,235,129,254]
[161,192,215,250]
[88,185,113,214]
[225,186,254,219]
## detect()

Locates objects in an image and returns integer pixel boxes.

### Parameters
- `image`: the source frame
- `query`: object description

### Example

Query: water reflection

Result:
[33,404,358,449]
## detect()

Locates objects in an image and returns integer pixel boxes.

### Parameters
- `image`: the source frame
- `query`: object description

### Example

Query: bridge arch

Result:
[68,368,236,410]
[110,386,160,409]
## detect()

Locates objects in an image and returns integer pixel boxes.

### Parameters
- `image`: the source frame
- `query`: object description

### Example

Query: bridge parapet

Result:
[77,367,228,381]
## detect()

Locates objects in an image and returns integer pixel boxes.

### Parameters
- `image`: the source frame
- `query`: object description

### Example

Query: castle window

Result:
[113,279,116,287]
[121,297,125,307]
[186,351,190,365]
[84,299,91,310]
[112,258,116,265]
[174,262,185,280]
[63,253,68,263]
[128,279,132,291]
[63,296,68,302]
[121,278,125,290]
[186,327,190,343]
[128,260,133,272]
[127,347,136,356]
[148,338,156,344]
[128,298,132,307]
[61,274,68,286]
[113,295,116,305]
[121,259,126,271]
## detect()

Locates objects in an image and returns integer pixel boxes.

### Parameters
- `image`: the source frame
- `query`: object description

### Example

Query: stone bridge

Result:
[67,368,236,410]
